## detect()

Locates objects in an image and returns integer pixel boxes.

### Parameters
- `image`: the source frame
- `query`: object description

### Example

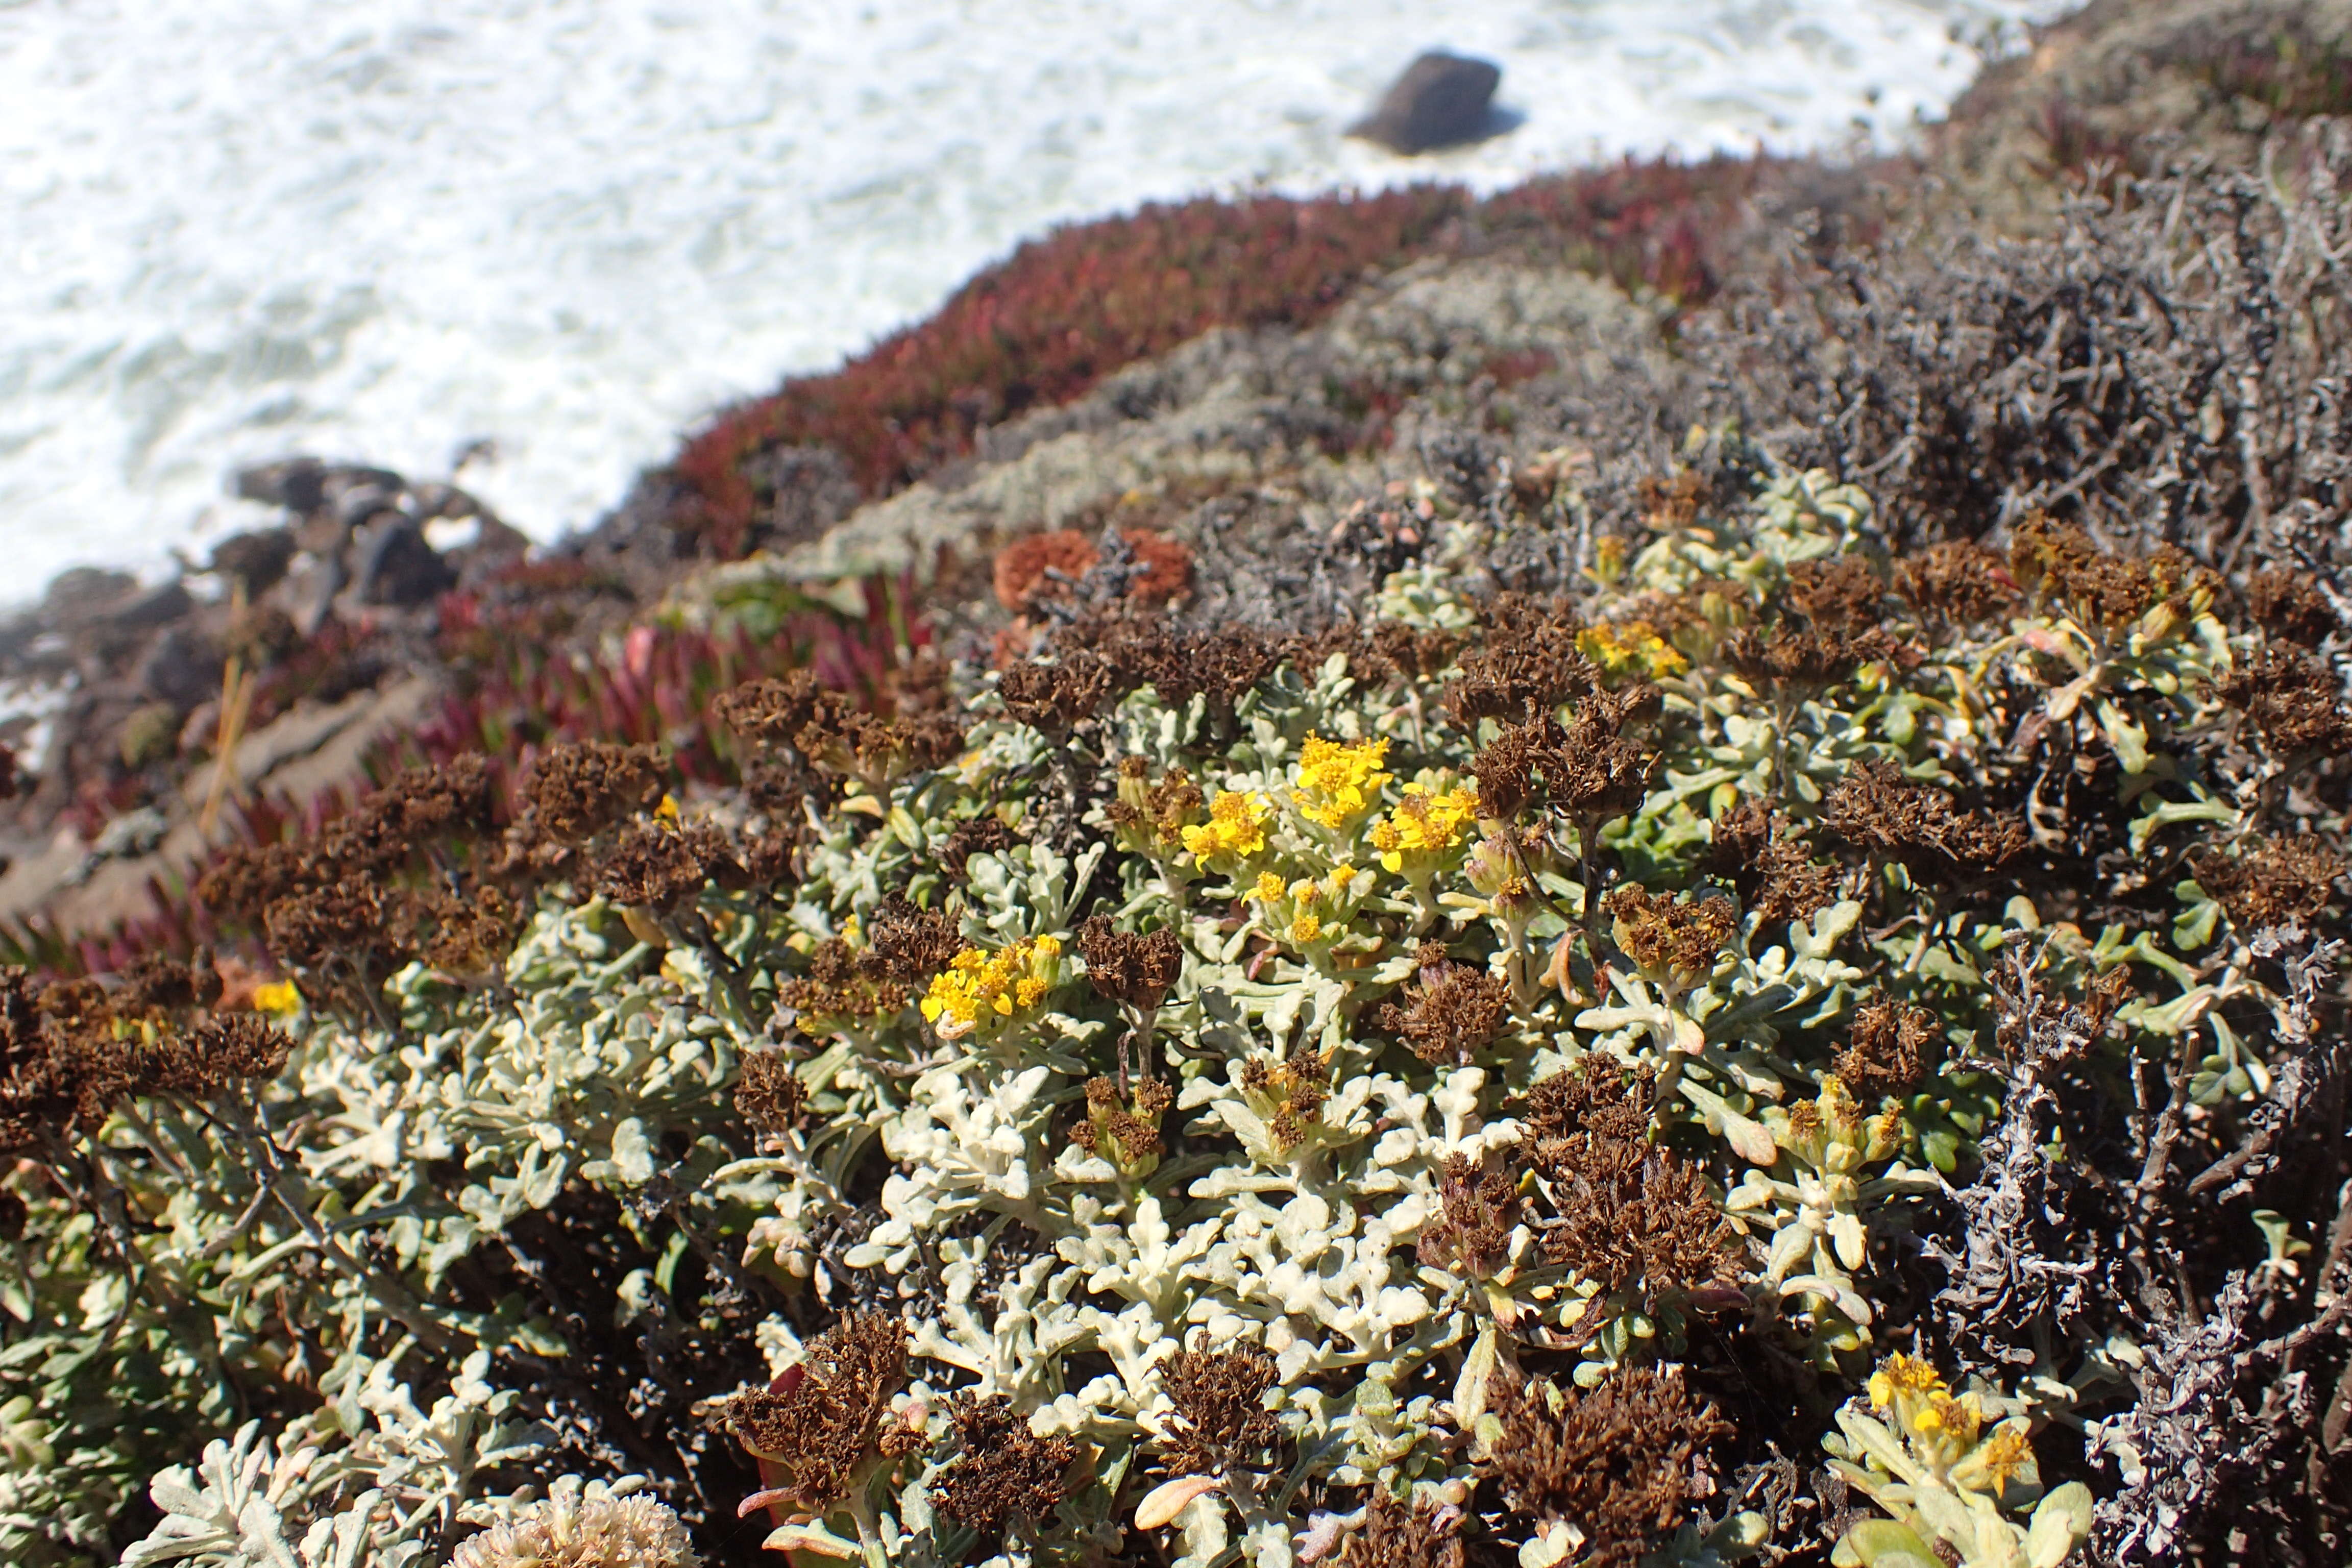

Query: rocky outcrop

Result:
[1349,51,1507,154]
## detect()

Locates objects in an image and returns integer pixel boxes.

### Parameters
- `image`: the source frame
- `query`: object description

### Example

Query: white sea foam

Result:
[0,0,2068,598]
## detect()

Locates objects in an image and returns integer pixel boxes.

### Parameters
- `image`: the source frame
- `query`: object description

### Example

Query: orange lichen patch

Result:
[993,526,1194,611]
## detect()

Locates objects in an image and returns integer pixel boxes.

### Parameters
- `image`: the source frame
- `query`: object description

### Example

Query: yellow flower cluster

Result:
[1247,866,1358,948]
[1865,1353,2035,1493]
[251,980,304,1017]
[1180,790,1271,862]
[1576,620,1688,679]
[919,936,1063,1041]
[1289,735,1391,830]
[1368,782,1479,875]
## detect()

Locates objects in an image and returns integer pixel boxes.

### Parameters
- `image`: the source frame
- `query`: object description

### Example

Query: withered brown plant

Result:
[2188,834,2344,930]
[927,1393,1077,1535]
[1822,758,2027,873]
[1834,991,1937,1102]
[1153,1339,1282,1478]
[726,1312,918,1515]
[1478,1365,1731,1568]
[525,741,667,845]
[1704,798,1838,926]
[1377,943,1511,1065]
[1518,1061,1737,1302]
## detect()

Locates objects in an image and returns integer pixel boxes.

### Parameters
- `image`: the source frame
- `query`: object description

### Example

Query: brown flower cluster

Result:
[2188,834,2344,931]
[1067,1075,1175,1167]
[1517,1061,1737,1301]
[2215,646,2352,757]
[2008,514,2201,633]
[1703,799,1838,927]
[1443,593,1594,728]
[774,938,910,1027]
[1469,684,1658,825]
[1822,758,2027,873]
[1239,1049,1331,1152]
[1,961,290,1156]
[1154,1339,1282,1478]
[1478,1366,1731,1568]
[1721,623,1875,691]
[927,1393,1077,1534]
[1377,943,1510,1066]
[715,671,964,785]
[863,894,964,985]
[1339,1489,1499,1568]
[199,756,516,986]
[2245,568,2337,647]
[734,1049,808,1135]
[726,1312,919,1515]
[1604,886,1735,983]
[525,741,666,844]
[1834,992,1936,1102]
[590,819,747,912]
[1784,556,1891,634]
[1892,541,2018,628]
[1417,1153,1519,1280]
[1076,916,1184,1012]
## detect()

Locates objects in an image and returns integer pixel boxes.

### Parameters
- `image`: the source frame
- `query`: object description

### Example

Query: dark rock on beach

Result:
[1350,51,1505,154]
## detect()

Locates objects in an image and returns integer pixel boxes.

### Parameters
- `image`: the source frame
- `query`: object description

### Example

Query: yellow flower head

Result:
[1576,620,1689,680]
[1372,783,1479,875]
[1251,871,1287,903]
[251,980,303,1017]
[1868,1354,1946,1411]
[1289,913,1325,946]
[1974,1425,2033,1497]
[1290,735,1391,831]
[1180,791,1272,863]
[920,936,1063,1041]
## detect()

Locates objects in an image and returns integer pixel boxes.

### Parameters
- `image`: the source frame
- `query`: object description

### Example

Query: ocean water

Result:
[0,0,2068,598]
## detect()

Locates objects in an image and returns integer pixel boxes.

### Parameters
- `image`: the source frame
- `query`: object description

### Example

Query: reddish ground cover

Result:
[669,155,1777,550]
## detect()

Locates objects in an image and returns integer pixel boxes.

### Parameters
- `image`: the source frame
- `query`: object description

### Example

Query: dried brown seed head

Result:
[1479,1366,1731,1567]
[928,1393,1077,1534]
[861,895,963,986]
[2215,646,2352,757]
[1155,1340,1282,1478]
[1893,540,2017,627]
[2246,569,2337,647]
[1418,1153,1520,1279]
[2188,834,2344,931]
[736,1050,807,1134]
[1785,556,1889,634]
[1703,799,1837,928]
[727,1312,913,1514]
[527,741,667,845]
[1835,992,1936,1102]
[591,819,744,912]
[1377,959,1510,1066]
[1823,759,2026,873]
[1077,917,1185,1012]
